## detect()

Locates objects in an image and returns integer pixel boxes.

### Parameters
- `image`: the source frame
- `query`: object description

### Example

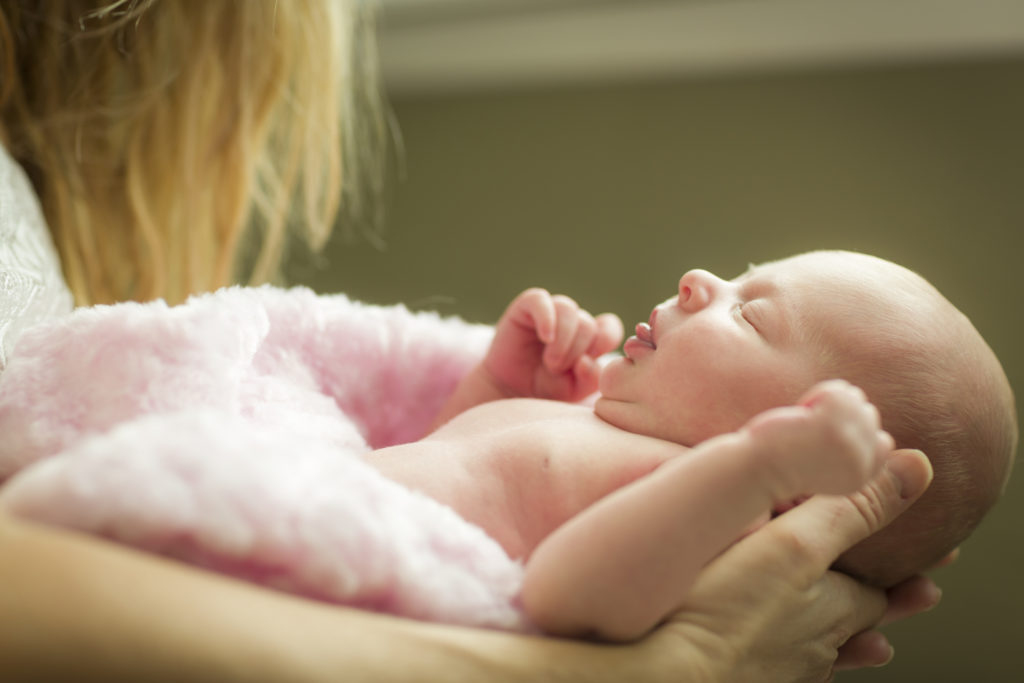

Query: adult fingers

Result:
[834,550,942,671]
[762,449,932,586]
[877,573,942,627]
[834,629,894,671]
[821,569,890,647]
[659,554,889,683]
[932,547,960,569]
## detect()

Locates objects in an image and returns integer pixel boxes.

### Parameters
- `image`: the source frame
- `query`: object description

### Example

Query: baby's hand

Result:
[742,380,894,502]
[483,288,623,402]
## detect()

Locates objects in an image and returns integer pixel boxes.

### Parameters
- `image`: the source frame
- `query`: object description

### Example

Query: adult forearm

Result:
[0,512,328,682]
[0,513,661,683]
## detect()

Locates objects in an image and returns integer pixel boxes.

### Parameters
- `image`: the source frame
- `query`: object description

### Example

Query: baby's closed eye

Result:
[736,301,761,333]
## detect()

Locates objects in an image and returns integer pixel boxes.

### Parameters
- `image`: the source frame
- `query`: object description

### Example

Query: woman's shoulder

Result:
[0,143,74,371]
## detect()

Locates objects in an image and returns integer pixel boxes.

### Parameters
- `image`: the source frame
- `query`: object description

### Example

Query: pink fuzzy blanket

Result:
[0,286,531,631]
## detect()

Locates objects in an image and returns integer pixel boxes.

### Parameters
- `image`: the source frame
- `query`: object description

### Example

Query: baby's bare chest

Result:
[424,400,678,551]
[430,399,654,478]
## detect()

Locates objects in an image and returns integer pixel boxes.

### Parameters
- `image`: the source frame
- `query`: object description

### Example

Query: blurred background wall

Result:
[288,2,1023,680]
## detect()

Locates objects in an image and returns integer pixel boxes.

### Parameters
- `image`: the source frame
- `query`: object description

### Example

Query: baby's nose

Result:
[678,269,723,312]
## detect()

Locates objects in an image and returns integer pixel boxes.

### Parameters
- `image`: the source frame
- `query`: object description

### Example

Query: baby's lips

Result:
[635,309,658,348]
[635,322,653,345]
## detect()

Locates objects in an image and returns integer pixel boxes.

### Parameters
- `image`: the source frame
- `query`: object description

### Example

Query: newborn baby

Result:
[366,250,1017,641]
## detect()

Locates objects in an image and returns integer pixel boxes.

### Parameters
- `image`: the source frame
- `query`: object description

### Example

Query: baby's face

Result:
[596,252,879,445]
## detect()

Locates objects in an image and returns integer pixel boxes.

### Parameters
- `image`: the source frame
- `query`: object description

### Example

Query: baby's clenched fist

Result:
[742,380,895,503]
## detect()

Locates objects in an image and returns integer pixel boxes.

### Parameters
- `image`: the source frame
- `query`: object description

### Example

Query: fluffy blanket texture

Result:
[0,286,531,631]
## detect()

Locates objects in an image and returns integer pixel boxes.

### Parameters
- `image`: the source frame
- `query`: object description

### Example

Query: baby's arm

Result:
[521,381,893,641]
[430,289,622,429]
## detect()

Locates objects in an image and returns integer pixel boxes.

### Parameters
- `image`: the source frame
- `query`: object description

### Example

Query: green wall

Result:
[292,58,1023,682]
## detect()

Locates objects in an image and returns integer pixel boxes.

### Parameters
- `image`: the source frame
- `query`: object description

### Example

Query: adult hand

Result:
[648,448,936,683]
[832,549,954,672]
[0,451,941,683]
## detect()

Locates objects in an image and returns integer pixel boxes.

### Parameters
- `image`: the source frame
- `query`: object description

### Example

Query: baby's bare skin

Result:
[366,398,681,560]
[367,380,889,641]
[368,259,917,640]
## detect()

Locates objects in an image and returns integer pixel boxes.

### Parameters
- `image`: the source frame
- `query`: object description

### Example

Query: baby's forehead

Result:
[758,252,934,309]
[761,251,893,285]
[746,254,870,318]
[751,252,951,352]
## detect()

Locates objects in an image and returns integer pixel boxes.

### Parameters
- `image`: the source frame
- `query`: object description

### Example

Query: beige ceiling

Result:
[378,0,1024,95]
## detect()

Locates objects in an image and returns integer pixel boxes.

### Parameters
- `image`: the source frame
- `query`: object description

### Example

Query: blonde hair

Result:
[0,0,384,305]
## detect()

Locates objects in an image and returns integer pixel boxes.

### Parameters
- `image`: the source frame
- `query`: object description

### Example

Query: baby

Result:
[366,250,1017,641]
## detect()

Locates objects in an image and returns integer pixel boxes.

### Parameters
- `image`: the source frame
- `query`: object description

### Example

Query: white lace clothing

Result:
[0,144,74,371]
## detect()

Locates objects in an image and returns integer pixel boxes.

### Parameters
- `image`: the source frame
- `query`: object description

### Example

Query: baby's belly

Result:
[365,429,535,557]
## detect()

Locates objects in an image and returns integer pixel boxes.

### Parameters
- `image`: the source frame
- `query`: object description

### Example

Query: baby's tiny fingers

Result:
[549,310,597,374]
[588,312,624,357]
[572,355,601,398]
[565,311,599,370]
[875,430,895,458]
[544,295,582,370]
[798,379,856,409]
[515,288,556,343]
[812,382,879,431]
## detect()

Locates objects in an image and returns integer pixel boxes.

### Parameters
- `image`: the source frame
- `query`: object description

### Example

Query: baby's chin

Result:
[591,395,630,431]
[593,393,718,447]
[595,354,629,397]
[592,396,669,440]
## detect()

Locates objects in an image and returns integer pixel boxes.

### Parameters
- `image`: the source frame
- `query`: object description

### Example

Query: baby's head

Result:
[597,250,1017,586]
[793,251,1016,585]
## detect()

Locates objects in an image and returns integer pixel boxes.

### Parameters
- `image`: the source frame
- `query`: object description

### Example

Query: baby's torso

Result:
[364,399,684,559]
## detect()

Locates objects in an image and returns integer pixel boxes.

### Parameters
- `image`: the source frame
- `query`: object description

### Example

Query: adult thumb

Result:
[769,449,933,581]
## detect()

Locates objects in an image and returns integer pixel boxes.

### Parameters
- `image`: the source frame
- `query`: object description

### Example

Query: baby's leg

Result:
[742,380,894,505]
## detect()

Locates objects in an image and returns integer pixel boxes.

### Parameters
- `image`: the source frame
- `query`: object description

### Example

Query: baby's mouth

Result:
[635,322,655,349]
[630,311,655,350]
[623,309,657,358]
[640,308,658,348]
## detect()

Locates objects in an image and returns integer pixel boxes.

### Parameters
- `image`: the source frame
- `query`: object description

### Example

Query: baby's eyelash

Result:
[736,302,759,332]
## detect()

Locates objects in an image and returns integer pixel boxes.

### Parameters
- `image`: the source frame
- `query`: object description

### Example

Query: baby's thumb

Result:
[589,313,624,356]
[572,355,601,400]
